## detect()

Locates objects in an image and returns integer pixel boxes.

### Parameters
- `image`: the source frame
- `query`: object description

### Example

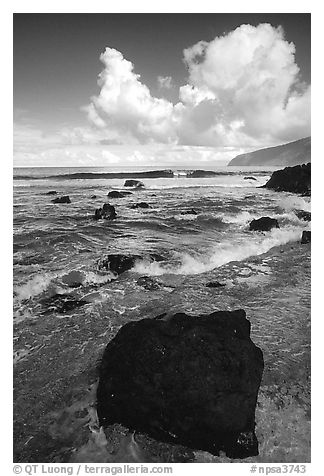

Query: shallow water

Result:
[13,166,311,463]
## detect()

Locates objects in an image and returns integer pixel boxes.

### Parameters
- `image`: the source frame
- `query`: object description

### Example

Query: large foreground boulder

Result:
[97,309,264,458]
[94,203,117,220]
[264,163,311,195]
[249,217,279,231]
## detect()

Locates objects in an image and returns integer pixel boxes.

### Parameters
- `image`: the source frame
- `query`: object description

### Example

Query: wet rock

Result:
[61,270,85,288]
[45,190,57,195]
[295,210,311,222]
[180,209,198,215]
[97,254,164,276]
[51,196,71,204]
[97,309,263,458]
[124,180,145,188]
[249,217,279,232]
[206,281,226,288]
[130,202,150,209]
[264,163,311,195]
[137,276,161,291]
[244,176,257,181]
[301,231,311,244]
[108,191,133,198]
[90,195,97,199]
[94,203,117,220]
[39,294,88,314]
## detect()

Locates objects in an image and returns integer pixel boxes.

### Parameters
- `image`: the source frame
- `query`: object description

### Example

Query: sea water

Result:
[13,165,311,463]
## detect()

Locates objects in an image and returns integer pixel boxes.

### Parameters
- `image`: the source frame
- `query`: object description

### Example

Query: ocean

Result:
[13,165,311,463]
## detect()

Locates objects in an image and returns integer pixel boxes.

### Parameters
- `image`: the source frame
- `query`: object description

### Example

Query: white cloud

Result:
[14,24,311,166]
[86,48,177,144]
[85,24,310,148]
[157,75,173,89]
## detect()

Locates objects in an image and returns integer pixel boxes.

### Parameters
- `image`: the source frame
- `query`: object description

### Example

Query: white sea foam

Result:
[133,226,303,276]
[14,274,56,301]
[221,211,254,225]
[83,271,115,284]
[279,195,311,212]
[174,213,198,221]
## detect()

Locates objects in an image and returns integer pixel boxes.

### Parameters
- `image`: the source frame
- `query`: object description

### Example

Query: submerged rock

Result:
[206,281,226,288]
[90,195,97,199]
[97,309,264,458]
[39,294,88,314]
[180,209,198,215]
[51,196,71,204]
[244,176,257,181]
[264,163,311,195]
[295,210,311,222]
[94,203,117,220]
[97,254,164,276]
[124,180,145,188]
[45,190,57,195]
[108,191,132,198]
[301,231,311,244]
[249,217,279,232]
[130,202,150,209]
[136,276,161,291]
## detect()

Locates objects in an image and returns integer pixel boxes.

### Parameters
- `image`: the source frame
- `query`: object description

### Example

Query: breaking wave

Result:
[133,227,303,276]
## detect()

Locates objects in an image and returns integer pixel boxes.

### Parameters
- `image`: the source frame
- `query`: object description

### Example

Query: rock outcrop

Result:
[51,196,71,204]
[97,254,164,276]
[124,180,145,188]
[249,217,279,232]
[301,231,311,244]
[97,309,264,458]
[295,210,311,222]
[94,203,117,220]
[130,202,150,209]
[264,163,311,195]
[108,191,132,198]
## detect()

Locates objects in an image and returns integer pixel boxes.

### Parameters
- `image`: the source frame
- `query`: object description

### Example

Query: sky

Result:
[13,13,311,167]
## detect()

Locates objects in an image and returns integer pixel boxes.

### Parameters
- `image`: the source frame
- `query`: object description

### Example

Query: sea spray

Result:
[133,226,304,276]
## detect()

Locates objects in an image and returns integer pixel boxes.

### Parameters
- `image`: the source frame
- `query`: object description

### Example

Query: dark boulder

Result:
[90,195,97,199]
[295,210,311,222]
[249,217,279,232]
[94,203,117,220]
[180,209,198,215]
[97,254,164,276]
[108,191,132,198]
[264,163,311,195]
[130,202,150,209]
[97,309,264,458]
[51,196,71,204]
[206,281,226,288]
[244,176,257,181]
[124,180,145,188]
[45,190,57,195]
[301,231,311,244]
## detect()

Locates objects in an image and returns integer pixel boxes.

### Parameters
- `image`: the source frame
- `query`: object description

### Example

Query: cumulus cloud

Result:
[157,75,173,89]
[85,24,310,148]
[85,48,177,144]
